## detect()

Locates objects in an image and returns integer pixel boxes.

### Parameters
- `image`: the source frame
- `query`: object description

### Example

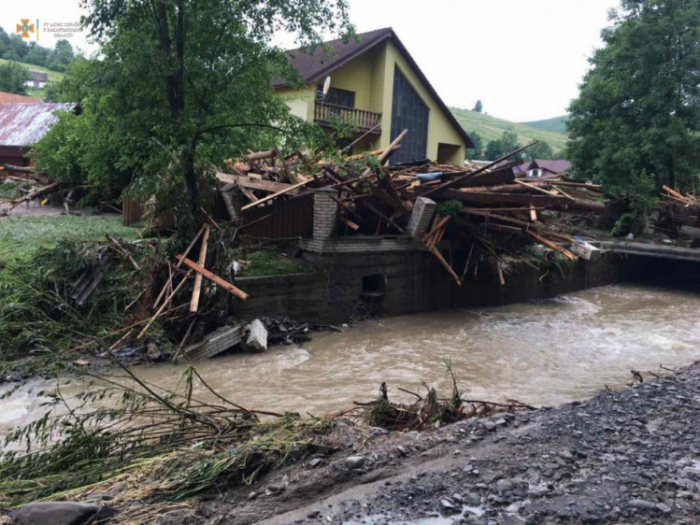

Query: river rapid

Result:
[2,283,699,436]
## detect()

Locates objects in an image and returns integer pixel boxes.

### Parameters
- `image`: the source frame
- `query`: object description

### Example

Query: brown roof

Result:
[0,92,42,104]
[275,28,473,148]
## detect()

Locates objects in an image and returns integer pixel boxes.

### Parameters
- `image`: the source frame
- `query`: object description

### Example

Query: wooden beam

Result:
[436,188,606,213]
[176,255,249,300]
[153,225,206,310]
[526,231,577,260]
[189,225,210,313]
[429,246,462,285]
[241,178,315,211]
[217,172,296,194]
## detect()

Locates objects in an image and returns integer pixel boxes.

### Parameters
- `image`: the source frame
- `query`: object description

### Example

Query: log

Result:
[175,255,249,300]
[138,271,193,339]
[246,148,279,162]
[434,188,606,213]
[106,233,140,270]
[1,163,33,173]
[189,225,211,313]
[9,182,61,210]
[429,245,461,285]
[452,166,515,188]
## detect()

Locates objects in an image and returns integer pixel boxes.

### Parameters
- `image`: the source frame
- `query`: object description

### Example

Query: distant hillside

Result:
[522,115,569,135]
[450,107,568,153]
[0,59,65,100]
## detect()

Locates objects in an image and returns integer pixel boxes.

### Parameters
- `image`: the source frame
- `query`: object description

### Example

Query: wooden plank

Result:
[153,225,206,309]
[217,172,295,194]
[189,225,211,313]
[429,246,462,285]
[526,231,577,261]
[138,271,193,339]
[452,166,515,188]
[529,205,538,222]
[435,188,606,213]
[514,178,561,197]
[176,255,249,300]
[241,178,315,211]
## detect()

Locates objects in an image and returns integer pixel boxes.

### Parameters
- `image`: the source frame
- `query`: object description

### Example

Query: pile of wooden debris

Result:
[650,186,700,246]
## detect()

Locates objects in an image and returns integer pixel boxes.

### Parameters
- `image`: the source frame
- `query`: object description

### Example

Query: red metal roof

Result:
[0,92,42,104]
[0,103,74,147]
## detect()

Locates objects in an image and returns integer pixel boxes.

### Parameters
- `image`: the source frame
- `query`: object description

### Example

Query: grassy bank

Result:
[0,214,136,263]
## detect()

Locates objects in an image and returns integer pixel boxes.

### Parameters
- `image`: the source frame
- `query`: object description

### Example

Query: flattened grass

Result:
[0,214,137,263]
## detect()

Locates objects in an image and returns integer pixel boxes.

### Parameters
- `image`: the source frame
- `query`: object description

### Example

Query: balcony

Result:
[314,102,382,134]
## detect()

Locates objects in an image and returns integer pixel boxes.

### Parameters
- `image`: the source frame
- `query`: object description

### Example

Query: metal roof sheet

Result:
[0,103,74,147]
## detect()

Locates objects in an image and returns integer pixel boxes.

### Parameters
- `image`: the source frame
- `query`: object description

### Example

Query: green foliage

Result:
[437,199,462,217]
[0,27,75,73]
[465,130,484,160]
[485,130,522,161]
[32,0,352,224]
[0,62,29,95]
[525,141,555,161]
[238,248,313,277]
[568,0,700,198]
[473,100,483,113]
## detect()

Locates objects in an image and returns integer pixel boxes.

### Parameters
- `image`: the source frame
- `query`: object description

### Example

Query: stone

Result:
[245,319,268,352]
[484,421,497,431]
[439,499,458,514]
[656,503,672,514]
[12,502,100,525]
[468,492,481,506]
[266,484,285,495]
[308,458,324,468]
[345,456,367,469]
[496,479,513,494]
[628,499,658,510]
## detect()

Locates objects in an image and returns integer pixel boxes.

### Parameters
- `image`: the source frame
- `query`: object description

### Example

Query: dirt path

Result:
[182,363,700,525]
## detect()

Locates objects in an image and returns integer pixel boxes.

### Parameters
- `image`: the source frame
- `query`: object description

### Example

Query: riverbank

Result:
[5,361,699,525]
[176,361,700,524]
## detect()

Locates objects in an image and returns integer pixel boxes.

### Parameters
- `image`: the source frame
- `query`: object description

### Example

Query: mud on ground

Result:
[161,362,700,525]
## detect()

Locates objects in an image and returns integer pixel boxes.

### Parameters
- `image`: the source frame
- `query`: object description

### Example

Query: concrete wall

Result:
[233,250,621,325]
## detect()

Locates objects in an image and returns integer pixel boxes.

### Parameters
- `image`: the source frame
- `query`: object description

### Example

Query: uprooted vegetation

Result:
[0,364,530,521]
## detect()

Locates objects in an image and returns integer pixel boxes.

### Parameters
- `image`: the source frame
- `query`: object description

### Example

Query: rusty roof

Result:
[0,92,42,104]
[0,103,74,147]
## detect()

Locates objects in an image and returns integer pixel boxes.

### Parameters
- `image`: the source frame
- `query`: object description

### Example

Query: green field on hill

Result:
[450,107,569,154]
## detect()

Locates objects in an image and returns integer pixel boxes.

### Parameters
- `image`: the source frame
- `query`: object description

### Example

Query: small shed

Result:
[0,102,74,166]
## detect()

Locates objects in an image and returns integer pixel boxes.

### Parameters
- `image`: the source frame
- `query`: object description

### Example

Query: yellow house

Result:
[273,28,473,166]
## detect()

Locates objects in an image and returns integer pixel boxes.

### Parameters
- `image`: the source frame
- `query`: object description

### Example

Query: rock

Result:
[452,493,464,503]
[307,510,321,519]
[439,499,458,514]
[484,421,497,431]
[12,502,100,525]
[308,458,324,468]
[245,319,268,352]
[468,492,481,506]
[146,342,162,361]
[628,499,658,510]
[656,503,672,513]
[247,491,258,501]
[345,456,367,469]
[266,484,285,495]
[496,479,513,494]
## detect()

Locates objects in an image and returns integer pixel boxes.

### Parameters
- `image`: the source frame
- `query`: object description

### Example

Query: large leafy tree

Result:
[568,0,700,199]
[36,0,351,218]
[0,62,29,95]
[485,130,521,160]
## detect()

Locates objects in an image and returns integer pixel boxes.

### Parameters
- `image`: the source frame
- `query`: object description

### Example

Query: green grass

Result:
[450,107,569,153]
[0,182,22,200]
[241,248,313,277]
[0,58,66,82]
[522,115,569,135]
[0,215,137,263]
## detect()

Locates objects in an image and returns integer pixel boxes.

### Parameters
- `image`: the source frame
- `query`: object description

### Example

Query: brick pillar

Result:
[406,196,437,239]
[221,183,243,221]
[313,187,340,240]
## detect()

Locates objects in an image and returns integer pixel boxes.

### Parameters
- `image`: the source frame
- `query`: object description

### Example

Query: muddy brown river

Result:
[2,283,699,436]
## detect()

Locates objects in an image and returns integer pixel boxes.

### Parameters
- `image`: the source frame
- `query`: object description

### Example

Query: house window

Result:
[318,87,355,108]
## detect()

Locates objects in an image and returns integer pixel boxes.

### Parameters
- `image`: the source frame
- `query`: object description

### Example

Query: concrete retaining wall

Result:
[233,250,621,324]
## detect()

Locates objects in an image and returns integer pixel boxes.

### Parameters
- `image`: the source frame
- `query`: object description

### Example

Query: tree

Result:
[47,40,74,72]
[0,62,29,95]
[568,0,700,202]
[485,130,521,160]
[465,131,484,160]
[34,0,352,221]
[473,100,483,113]
[525,141,554,161]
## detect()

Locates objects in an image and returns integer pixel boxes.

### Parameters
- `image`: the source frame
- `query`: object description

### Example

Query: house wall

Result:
[274,40,466,165]
[380,41,465,165]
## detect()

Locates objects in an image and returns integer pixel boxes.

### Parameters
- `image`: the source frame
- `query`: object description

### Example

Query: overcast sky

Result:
[1,0,620,122]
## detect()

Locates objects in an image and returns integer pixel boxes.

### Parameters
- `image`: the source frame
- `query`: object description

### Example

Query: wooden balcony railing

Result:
[314,102,382,133]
